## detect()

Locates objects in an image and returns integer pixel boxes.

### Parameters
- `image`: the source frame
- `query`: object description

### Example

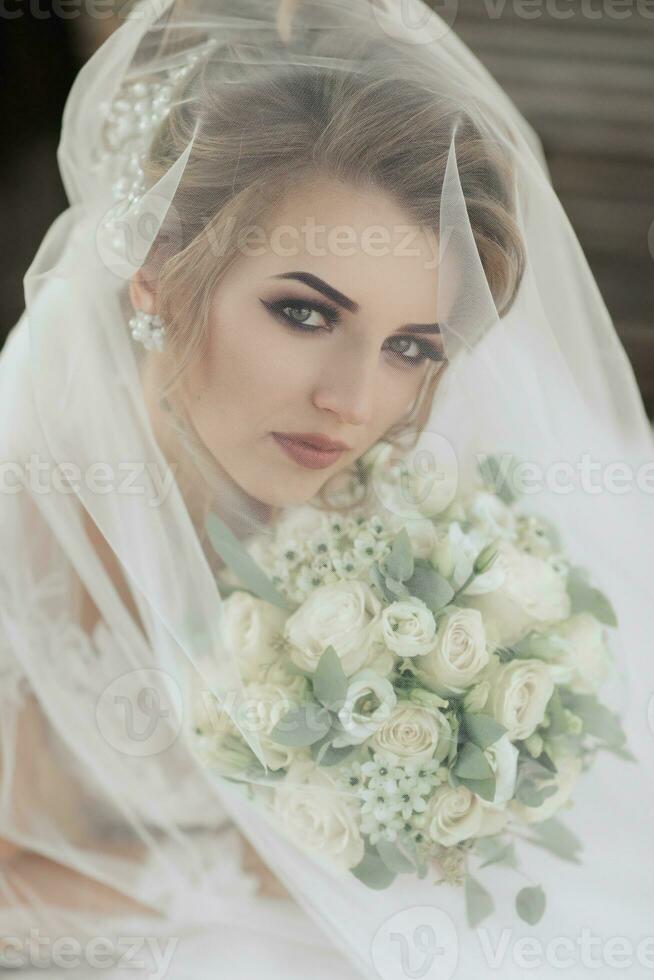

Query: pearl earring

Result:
[128,309,166,352]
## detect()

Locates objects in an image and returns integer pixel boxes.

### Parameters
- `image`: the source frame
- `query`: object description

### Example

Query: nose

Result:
[312,347,377,426]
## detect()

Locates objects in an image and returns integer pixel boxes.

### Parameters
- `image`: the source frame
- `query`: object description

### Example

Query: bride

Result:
[1,0,653,977]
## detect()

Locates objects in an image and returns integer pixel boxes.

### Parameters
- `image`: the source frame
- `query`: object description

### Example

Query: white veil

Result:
[2,1,653,977]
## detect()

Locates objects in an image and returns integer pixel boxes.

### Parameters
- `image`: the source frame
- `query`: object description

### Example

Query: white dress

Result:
[0,617,364,980]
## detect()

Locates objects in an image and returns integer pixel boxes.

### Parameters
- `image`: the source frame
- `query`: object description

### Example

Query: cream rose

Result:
[274,758,364,870]
[414,607,489,696]
[551,613,612,695]
[487,658,555,741]
[380,597,437,658]
[426,784,484,846]
[240,680,308,771]
[283,581,381,676]
[220,591,287,683]
[464,540,571,646]
[333,669,397,747]
[509,752,583,824]
[370,700,451,765]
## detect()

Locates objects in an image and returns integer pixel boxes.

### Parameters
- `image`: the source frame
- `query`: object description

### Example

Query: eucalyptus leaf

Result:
[567,566,618,627]
[515,884,546,925]
[453,742,494,781]
[205,512,291,611]
[376,839,416,874]
[313,646,348,709]
[385,527,414,583]
[514,779,558,808]
[406,563,454,614]
[455,774,497,803]
[527,816,583,862]
[269,702,331,747]
[463,713,507,750]
[351,850,397,890]
[562,692,627,748]
[477,454,519,505]
[310,731,358,767]
[464,874,495,928]
[385,576,411,599]
[476,835,518,869]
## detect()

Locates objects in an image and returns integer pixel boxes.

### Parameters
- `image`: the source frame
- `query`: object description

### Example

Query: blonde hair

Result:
[139,4,526,521]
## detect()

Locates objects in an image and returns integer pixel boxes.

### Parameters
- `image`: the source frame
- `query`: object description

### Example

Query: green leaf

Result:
[526,816,583,862]
[376,839,415,874]
[514,779,558,808]
[544,687,570,737]
[269,702,331,746]
[351,849,397,890]
[312,646,348,709]
[532,749,558,774]
[406,563,454,614]
[516,884,546,925]
[385,527,415,583]
[476,836,518,870]
[464,874,495,928]
[310,731,358,767]
[205,512,291,611]
[463,713,507,750]
[453,742,494,781]
[454,774,497,803]
[397,832,428,878]
[477,454,519,505]
[562,692,627,748]
[567,566,618,627]
[385,576,411,599]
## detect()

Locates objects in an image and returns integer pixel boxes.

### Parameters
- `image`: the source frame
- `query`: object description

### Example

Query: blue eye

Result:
[260,297,447,367]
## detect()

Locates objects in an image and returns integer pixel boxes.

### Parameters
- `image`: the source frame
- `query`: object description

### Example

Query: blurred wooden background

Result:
[2,0,653,415]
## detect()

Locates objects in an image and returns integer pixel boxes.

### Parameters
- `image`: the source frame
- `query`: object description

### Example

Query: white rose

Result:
[274,758,364,870]
[333,669,397,747]
[477,801,511,837]
[284,581,381,677]
[414,607,489,697]
[366,442,457,521]
[371,701,451,765]
[551,614,612,695]
[487,659,555,741]
[426,784,484,846]
[220,591,287,683]
[509,752,583,824]
[484,733,519,804]
[464,539,571,646]
[380,597,437,657]
[240,681,307,771]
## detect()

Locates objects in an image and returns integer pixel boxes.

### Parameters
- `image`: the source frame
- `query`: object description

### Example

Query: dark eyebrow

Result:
[270,271,442,335]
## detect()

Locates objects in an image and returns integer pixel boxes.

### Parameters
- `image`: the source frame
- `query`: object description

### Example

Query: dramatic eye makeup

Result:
[260,271,447,367]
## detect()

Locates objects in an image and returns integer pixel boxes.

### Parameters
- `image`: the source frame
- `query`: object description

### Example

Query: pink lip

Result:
[271,433,347,470]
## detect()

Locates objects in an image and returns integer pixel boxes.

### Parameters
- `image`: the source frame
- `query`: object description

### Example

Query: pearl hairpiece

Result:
[95,38,218,222]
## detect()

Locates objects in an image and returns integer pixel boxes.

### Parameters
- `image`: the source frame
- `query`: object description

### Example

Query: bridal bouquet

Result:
[189,446,632,927]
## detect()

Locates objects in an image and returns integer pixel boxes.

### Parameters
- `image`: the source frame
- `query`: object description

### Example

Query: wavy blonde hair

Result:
[137,1,526,524]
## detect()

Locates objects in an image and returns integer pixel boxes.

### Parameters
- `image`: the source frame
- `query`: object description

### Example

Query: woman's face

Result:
[146,177,447,509]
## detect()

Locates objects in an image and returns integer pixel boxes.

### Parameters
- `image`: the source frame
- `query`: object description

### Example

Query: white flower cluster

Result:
[339,753,447,846]
[244,505,396,606]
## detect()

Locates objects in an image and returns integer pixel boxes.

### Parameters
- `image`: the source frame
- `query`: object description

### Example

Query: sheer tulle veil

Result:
[1,1,653,977]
